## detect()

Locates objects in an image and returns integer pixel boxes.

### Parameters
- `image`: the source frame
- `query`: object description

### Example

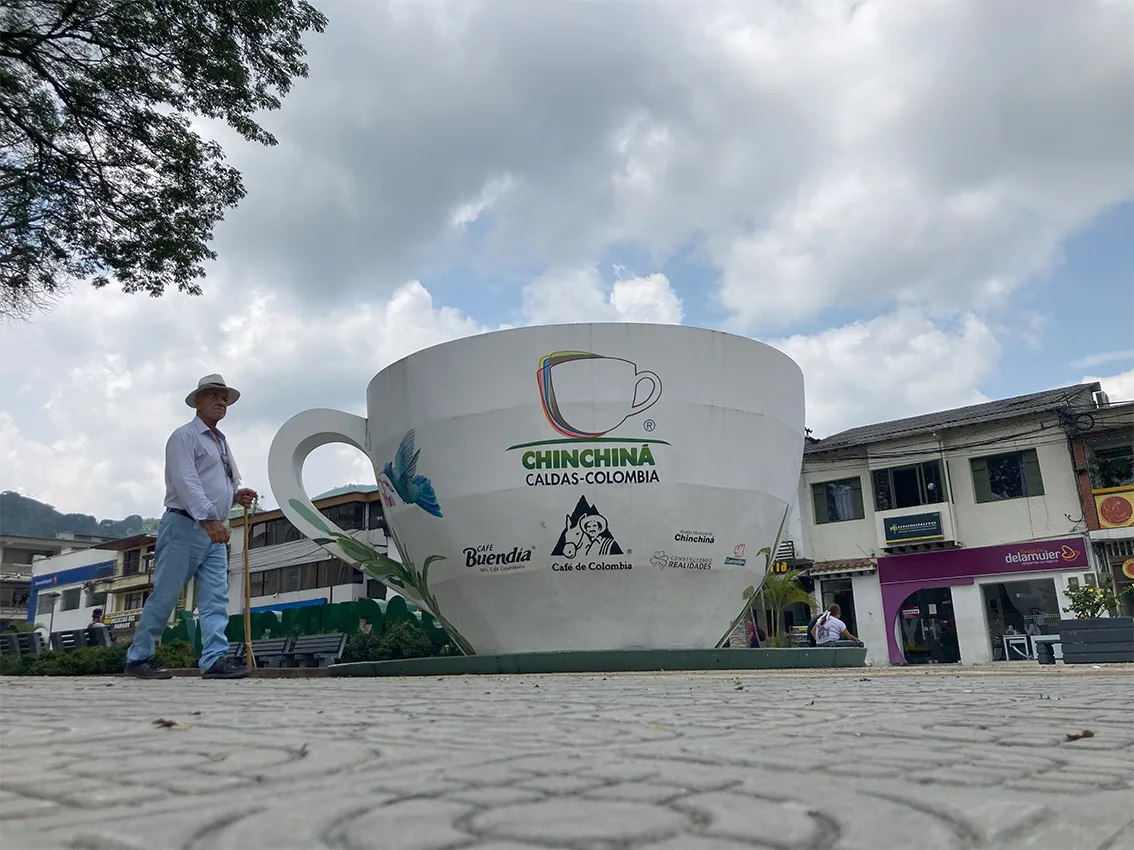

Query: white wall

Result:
[943,418,1084,549]
[803,415,1086,561]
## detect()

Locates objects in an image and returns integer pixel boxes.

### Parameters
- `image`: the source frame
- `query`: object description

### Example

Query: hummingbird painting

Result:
[383,430,443,518]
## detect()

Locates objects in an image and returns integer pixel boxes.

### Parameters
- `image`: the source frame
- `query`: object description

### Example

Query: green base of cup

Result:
[328,646,868,677]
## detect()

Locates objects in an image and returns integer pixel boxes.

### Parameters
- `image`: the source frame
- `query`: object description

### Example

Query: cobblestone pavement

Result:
[1,668,1132,850]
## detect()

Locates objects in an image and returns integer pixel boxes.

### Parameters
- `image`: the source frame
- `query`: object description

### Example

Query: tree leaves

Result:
[0,0,328,317]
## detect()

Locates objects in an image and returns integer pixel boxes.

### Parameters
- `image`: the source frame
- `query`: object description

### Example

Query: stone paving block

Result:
[1,669,1132,849]
[467,798,691,846]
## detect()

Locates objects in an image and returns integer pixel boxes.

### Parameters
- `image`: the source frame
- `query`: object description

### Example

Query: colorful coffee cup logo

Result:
[538,351,662,439]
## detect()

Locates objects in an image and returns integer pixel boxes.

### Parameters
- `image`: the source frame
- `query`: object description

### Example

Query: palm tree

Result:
[758,568,817,647]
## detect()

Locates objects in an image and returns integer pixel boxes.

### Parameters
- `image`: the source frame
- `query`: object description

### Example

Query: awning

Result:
[1089,528,1134,542]
[249,598,327,613]
[807,558,877,578]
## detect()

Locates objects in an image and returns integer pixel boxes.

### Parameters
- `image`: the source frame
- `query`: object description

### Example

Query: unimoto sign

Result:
[268,323,806,654]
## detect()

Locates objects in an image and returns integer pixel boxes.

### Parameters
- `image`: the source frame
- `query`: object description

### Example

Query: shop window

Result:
[971,449,1044,503]
[811,477,865,524]
[982,578,1060,661]
[873,461,948,511]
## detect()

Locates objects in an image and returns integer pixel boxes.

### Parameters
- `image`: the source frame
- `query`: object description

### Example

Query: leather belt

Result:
[167,508,194,520]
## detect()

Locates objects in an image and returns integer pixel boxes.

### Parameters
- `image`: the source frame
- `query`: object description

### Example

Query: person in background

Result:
[87,608,113,645]
[812,603,864,648]
[124,374,258,680]
[747,611,767,647]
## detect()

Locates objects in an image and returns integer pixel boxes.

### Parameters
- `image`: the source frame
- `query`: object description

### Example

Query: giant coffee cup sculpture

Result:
[268,324,805,655]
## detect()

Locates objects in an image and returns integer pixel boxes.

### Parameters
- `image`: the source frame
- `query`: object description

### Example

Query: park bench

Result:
[248,637,293,668]
[50,630,88,652]
[15,632,47,655]
[287,633,347,668]
[0,633,20,655]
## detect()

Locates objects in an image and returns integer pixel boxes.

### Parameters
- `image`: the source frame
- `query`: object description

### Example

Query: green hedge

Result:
[0,639,196,677]
[341,619,458,663]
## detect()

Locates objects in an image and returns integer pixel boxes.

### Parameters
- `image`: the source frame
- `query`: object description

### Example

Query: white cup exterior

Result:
[268,323,805,655]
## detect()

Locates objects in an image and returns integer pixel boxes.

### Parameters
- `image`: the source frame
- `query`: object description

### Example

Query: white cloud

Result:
[1072,349,1134,370]
[0,278,489,518]
[772,308,1000,438]
[520,268,683,326]
[2,1,1130,519]
[1084,367,1134,403]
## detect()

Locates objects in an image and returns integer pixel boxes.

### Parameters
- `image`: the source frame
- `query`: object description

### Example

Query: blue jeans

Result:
[127,511,230,671]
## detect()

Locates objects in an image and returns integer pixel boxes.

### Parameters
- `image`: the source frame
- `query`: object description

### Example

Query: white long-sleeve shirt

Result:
[163,417,241,522]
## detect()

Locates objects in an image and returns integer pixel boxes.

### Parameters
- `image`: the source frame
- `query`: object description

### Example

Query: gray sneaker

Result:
[200,657,251,679]
[125,657,173,680]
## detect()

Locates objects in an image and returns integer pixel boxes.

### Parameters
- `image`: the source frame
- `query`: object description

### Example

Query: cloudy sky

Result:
[2,0,1132,520]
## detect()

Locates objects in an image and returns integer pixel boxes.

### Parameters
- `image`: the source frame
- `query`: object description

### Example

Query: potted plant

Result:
[1059,577,1134,664]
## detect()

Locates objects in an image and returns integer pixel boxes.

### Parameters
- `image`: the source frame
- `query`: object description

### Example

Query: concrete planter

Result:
[1058,618,1134,664]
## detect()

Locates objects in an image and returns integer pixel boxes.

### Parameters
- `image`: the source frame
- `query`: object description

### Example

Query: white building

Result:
[1,532,116,628]
[29,546,119,634]
[799,383,1108,666]
[226,485,391,617]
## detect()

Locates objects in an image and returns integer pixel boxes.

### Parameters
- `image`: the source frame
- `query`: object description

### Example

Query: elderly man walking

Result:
[125,374,257,680]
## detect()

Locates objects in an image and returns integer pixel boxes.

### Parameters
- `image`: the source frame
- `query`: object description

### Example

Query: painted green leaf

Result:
[742,585,755,599]
[312,537,334,545]
[335,534,379,564]
[288,499,332,535]
[421,554,444,591]
[758,546,772,567]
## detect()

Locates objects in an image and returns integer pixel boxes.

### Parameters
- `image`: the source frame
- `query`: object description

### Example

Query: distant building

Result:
[226,486,390,619]
[1,532,117,629]
[1067,398,1134,615]
[799,382,1109,666]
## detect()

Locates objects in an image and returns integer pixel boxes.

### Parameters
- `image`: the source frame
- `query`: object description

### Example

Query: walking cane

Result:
[243,500,257,669]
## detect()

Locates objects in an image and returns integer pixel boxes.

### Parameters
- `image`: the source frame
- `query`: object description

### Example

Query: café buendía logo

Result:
[508,350,668,487]
[464,543,535,573]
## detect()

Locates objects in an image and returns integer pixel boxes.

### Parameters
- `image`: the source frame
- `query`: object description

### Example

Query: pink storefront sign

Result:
[878,536,1090,664]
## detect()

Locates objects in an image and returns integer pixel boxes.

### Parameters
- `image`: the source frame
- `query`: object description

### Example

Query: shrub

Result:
[1063,577,1134,620]
[342,619,449,663]
[0,639,196,676]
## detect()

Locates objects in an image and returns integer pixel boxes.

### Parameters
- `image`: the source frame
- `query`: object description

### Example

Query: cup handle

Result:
[267,408,371,565]
[630,370,663,413]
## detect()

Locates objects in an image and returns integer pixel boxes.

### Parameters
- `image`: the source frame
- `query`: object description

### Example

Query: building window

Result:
[123,549,141,576]
[37,594,57,616]
[249,572,264,597]
[971,449,1044,503]
[325,502,366,532]
[1091,445,1134,490]
[86,588,108,608]
[873,461,948,511]
[301,563,319,591]
[366,579,387,600]
[248,517,303,550]
[368,501,387,533]
[811,477,865,524]
[261,569,280,596]
[59,587,81,611]
[123,592,144,611]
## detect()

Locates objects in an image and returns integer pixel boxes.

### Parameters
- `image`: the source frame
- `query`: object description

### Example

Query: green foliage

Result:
[0,638,198,676]
[0,490,153,538]
[0,0,328,317]
[1063,577,1134,620]
[342,620,450,663]
[759,568,817,637]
